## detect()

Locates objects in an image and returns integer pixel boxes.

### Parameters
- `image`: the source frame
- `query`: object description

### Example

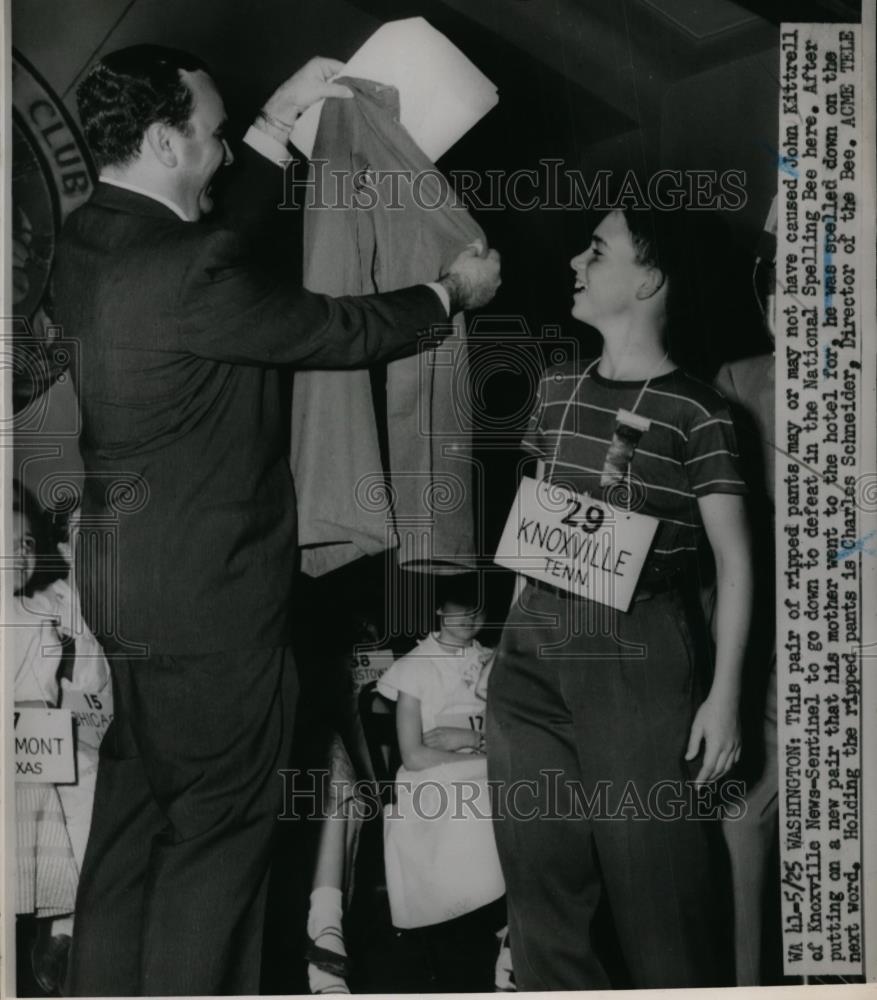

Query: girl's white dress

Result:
[377,634,504,928]
[14,580,113,914]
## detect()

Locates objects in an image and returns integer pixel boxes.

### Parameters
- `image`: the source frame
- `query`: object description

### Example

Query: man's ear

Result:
[144,122,178,167]
[635,265,667,301]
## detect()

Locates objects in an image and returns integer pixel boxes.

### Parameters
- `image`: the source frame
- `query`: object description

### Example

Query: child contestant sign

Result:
[495,476,658,612]
[13,708,75,783]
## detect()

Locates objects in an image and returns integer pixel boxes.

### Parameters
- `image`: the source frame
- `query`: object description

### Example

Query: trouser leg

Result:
[566,589,733,988]
[67,660,166,997]
[69,646,298,996]
[722,659,778,985]
[489,584,733,990]
[488,587,610,991]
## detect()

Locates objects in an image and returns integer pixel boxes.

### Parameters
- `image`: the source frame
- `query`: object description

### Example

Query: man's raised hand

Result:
[263,57,353,126]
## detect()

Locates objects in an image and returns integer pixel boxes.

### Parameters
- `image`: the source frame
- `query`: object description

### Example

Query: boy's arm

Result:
[685,492,753,782]
[396,692,482,771]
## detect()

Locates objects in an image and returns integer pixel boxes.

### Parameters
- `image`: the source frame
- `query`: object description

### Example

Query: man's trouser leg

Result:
[68,645,298,996]
[488,583,733,990]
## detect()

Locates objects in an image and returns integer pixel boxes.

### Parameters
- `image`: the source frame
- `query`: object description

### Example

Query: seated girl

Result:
[377,574,506,992]
[12,481,112,993]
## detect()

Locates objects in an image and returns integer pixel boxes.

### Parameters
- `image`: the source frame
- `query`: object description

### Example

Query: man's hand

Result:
[263,57,353,126]
[422,726,481,752]
[440,243,501,312]
[685,695,741,783]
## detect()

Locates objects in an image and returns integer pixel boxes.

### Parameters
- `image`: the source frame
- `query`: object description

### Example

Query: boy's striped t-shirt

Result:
[521,361,747,580]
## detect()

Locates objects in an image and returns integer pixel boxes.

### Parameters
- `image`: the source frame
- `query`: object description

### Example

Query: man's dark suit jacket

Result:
[53,146,445,655]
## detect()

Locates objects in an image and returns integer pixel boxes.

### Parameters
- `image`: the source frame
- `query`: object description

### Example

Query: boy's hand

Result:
[423,726,480,752]
[685,695,741,783]
[439,244,501,311]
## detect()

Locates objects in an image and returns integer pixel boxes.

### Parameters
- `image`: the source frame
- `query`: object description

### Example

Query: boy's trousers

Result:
[487,580,734,991]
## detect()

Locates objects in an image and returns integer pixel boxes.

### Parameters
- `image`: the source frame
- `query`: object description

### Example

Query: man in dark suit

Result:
[52,44,500,996]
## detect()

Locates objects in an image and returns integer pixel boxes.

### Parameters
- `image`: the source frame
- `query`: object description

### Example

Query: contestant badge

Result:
[13,707,76,783]
[601,409,651,487]
[494,476,658,612]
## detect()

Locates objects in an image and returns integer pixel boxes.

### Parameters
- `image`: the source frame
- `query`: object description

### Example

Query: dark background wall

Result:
[11,0,861,612]
[15,0,845,350]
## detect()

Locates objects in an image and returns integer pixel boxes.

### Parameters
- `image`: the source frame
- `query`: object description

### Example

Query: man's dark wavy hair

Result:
[76,44,210,169]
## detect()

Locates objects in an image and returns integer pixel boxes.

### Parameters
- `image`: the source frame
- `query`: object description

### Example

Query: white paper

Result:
[291,17,498,161]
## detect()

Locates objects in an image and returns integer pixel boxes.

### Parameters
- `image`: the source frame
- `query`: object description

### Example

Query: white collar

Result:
[426,632,482,656]
[98,175,192,222]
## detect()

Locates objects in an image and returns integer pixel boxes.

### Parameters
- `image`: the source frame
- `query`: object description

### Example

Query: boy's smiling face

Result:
[570,210,654,327]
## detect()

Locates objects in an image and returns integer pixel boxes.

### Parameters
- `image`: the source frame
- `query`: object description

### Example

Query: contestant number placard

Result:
[13,708,76,783]
[62,689,114,751]
[351,649,395,695]
[494,477,658,612]
[435,711,485,732]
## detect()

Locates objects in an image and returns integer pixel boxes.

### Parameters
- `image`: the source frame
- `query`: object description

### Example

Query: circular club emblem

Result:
[12,49,95,321]
[12,50,95,411]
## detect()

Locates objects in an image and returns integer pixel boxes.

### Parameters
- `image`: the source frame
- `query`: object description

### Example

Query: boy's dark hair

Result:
[77,44,210,169]
[621,206,689,290]
[12,479,69,595]
[620,206,729,378]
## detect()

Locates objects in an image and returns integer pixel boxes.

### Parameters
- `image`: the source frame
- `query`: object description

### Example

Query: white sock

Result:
[50,915,74,937]
[307,887,348,993]
[307,886,346,957]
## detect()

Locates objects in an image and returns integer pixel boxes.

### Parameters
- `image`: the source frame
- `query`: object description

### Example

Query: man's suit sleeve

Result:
[217,142,294,253]
[178,228,448,367]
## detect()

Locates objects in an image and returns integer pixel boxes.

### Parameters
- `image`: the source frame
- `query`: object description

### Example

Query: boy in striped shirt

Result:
[487,208,753,990]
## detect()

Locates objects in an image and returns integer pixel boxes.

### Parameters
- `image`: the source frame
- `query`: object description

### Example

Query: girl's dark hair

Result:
[435,572,481,612]
[12,479,69,595]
